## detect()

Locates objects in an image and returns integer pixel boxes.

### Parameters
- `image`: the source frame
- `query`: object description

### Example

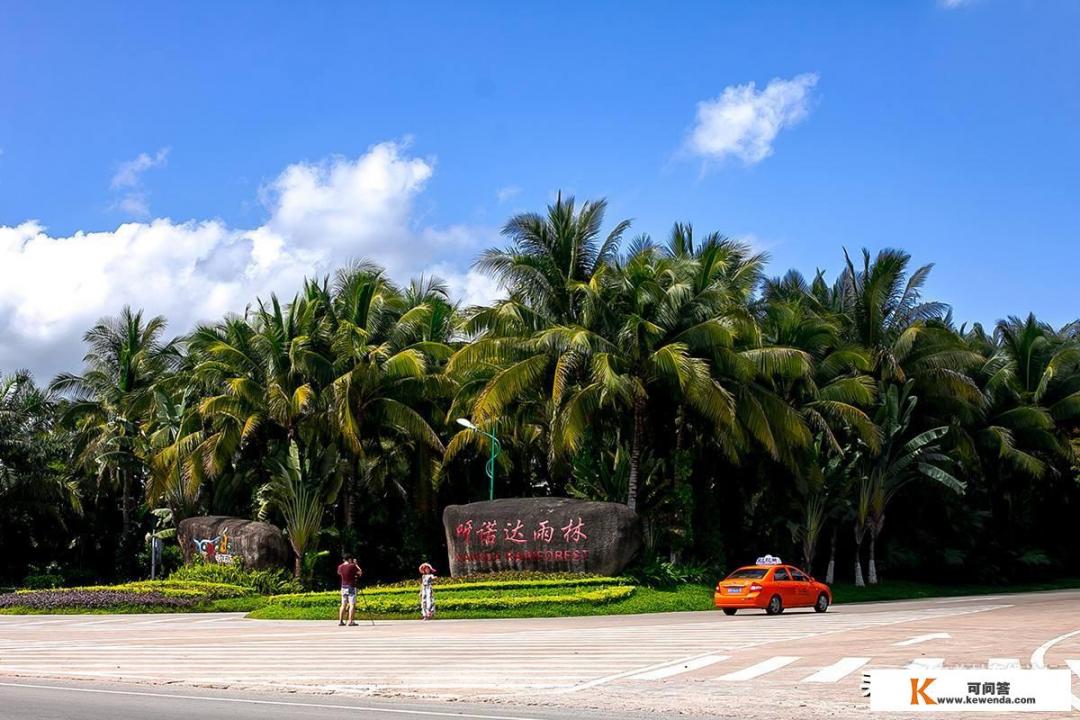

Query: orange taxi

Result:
[714,555,831,616]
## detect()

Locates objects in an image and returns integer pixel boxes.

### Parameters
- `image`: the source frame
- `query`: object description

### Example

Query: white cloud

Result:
[111,148,169,189]
[0,141,500,378]
[686,73,819,165]
[111,147,170,218]
[496,185,521,203]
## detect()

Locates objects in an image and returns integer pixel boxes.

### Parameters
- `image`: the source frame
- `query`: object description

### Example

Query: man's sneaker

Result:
[338,621,346,626]
[348,622,359,626]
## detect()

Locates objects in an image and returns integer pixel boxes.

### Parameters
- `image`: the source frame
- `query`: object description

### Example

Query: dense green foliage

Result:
[168,562,301,594]
[2,195,1078,591]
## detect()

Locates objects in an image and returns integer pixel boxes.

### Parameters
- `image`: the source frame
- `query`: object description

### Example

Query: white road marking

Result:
[717,656,800,681]
[1031,629,1080,669]
[800,657,870,683]
[988,658,1020,669]
[1031,629,1080,712]
[190,616,244,625]
[625,655,729,680]
[0,682,549,720]
[0,618,71,628]
[893,632,950,646]
[907,658,944,670]
[935,595,1006,604]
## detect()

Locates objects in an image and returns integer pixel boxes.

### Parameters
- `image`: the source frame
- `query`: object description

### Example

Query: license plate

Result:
[726,587,742,594]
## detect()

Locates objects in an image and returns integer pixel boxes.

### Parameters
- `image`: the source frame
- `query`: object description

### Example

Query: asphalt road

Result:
[1,590,1078,719]
[0,680,658,720]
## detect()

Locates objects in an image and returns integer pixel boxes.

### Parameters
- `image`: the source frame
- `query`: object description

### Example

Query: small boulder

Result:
[177,516,290,571]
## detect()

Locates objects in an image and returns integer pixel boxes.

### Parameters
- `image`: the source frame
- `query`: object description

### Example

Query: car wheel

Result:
[766,594,783,615]
[814,593,829,613]
[722,608,737,616]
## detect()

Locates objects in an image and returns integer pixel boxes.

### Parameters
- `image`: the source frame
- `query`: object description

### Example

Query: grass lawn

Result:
[247,582,712,620]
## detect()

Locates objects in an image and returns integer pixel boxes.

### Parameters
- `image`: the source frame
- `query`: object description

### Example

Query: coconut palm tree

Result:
[475,193,631,325]
[836,248,983,413]
[51,307,178,537]
[327,266,449,504]
[0,371,80,518]
[858,381,965,585]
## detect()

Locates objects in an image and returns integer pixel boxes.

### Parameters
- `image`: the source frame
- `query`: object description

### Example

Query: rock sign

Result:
[442,498,642,576]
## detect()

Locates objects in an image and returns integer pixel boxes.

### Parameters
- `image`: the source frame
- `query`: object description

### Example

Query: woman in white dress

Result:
[419,562,436,620]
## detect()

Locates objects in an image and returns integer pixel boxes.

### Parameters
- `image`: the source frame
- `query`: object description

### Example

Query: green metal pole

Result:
[487,433,496,500]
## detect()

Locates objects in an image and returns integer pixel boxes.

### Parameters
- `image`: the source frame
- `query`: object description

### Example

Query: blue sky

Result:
[1,1,1078,375]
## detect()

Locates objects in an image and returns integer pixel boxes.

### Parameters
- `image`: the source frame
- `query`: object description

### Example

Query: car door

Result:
[788,567,812,607]
[770,567,792,605]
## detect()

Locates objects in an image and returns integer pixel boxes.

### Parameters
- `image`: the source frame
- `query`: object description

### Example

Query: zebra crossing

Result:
[613,654,1072,684]
[0,602,1074,697]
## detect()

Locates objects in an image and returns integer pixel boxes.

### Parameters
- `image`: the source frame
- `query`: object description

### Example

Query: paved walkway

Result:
[1,590,1078,718]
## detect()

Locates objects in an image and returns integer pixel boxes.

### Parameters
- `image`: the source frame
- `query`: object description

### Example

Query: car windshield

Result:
[726,568,768,580]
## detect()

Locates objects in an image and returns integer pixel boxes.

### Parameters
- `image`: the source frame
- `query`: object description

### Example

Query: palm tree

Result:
[51,307,177,537]
[258,441,344,578]
[145,386,204,518]
[327,265,449,523]
[953,316,1080,551]
[0,371,81,521]
[858,381,965,585]
[475,193,630,325]
[189,294,327,485]
[836,249,983,413]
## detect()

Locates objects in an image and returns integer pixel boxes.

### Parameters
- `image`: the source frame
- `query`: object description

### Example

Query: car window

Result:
[790,569,808,581]
[772,568,790,581]
[726,568,768,580]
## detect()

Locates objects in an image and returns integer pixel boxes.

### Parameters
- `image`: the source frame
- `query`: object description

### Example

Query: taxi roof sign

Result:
[755,554,782,565]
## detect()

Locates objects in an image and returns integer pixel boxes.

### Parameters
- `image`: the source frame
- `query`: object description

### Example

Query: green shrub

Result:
[70,580,252,600]
[22,574,65,590]
[629,560,717,588]
[169,563,300,595]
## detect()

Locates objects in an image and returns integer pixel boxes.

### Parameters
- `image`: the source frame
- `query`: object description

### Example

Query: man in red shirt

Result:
[337,555,363,626]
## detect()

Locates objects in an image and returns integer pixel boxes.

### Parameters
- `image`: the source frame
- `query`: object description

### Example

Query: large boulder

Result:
[177,516,291,571]
[442,498,642,576]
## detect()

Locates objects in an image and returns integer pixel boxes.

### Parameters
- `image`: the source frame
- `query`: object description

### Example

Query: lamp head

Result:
[456,418,477,430]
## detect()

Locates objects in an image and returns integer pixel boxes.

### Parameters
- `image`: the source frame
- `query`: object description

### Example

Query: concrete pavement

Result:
[1,589,1079,718]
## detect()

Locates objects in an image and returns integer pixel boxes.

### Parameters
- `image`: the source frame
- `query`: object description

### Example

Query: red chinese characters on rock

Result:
[503,520,526,544]
[533,520,554,543]
[476,520,499,547]
[455,520,473,545]
[561,517,588,543]
[453,517,588,549]
[451,516,592,566]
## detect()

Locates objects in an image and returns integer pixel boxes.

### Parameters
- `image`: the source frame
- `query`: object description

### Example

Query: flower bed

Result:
[0,589,196,612]
[0,579,253,613]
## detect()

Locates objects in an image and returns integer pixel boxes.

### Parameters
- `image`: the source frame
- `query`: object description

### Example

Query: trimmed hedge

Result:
[371,572,632,590]
[250,585,635,619]
[271,575,628,605]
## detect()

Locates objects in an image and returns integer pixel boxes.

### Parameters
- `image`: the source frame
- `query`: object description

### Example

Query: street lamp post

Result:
[457,418,501,501]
